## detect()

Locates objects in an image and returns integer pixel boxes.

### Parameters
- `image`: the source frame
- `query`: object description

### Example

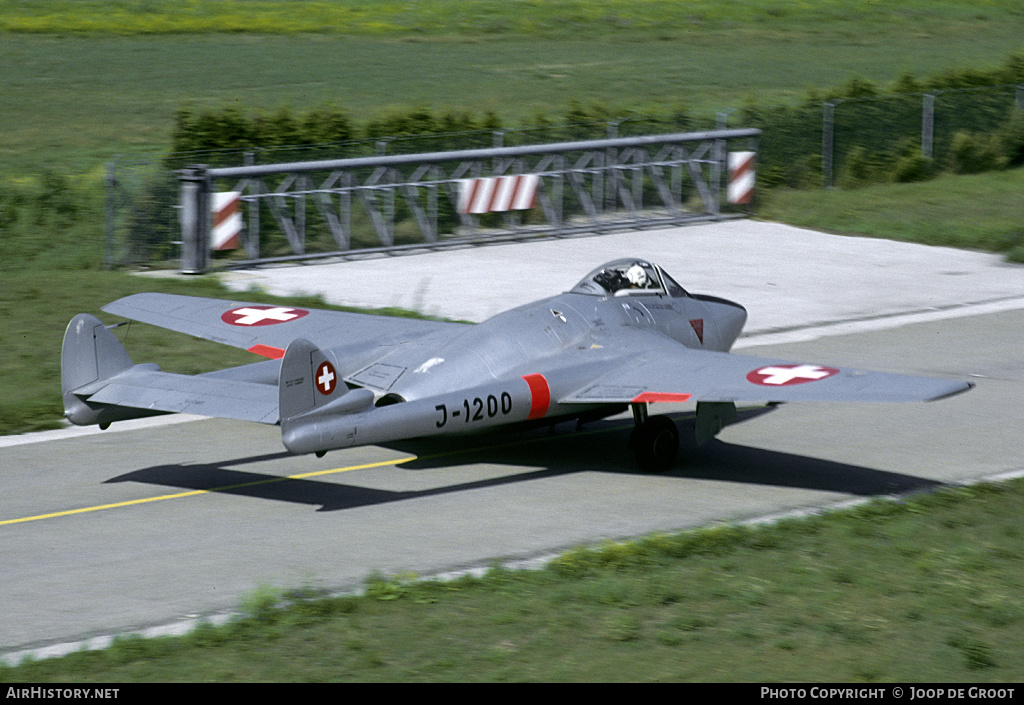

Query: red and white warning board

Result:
[211,191,243,250]
[727,151,756,205]
[458,174,539,215]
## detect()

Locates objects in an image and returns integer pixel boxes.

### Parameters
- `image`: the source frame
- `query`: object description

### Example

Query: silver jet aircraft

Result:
[62,258,971,471]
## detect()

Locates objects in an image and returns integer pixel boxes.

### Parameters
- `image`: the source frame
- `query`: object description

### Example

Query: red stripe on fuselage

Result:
[522,373,551,420]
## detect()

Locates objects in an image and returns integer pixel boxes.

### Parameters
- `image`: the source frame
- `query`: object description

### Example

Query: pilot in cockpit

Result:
[592,261,659,294]
[625,264,650,289]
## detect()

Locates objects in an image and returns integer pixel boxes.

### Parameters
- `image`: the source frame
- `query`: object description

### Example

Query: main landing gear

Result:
[628,401,738,473]
[629,403,680,473]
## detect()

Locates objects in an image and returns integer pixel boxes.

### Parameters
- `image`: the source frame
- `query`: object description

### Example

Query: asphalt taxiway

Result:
[3,220,1023,662]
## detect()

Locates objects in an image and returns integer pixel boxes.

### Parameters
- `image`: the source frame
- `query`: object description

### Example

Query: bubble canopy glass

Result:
[569,259,690,298]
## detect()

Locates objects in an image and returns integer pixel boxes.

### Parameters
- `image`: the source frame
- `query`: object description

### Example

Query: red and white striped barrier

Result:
[211,191,243,250]
[727,151,756,205]
[458,174,539,215]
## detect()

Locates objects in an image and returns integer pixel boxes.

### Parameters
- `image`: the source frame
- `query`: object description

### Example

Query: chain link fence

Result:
[826,84,1023,186]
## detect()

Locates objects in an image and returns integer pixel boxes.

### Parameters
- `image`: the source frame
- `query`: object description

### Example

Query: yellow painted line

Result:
[0,457,416,527]
[1,422,625,528]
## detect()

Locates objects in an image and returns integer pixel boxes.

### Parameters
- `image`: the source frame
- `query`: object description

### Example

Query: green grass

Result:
[2,4,1024,172]
[758,169,1024,259]
[1,0,1020,38]
[4,479,1024,681]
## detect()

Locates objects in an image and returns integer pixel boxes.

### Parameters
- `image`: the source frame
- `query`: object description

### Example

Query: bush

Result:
[948,131,1005,174]
[997,111,1024,167]
[0,172,105,270]
[169,105,357,163]
[893,141,935,183]
[838,145,886,188]
[893,151,934,183]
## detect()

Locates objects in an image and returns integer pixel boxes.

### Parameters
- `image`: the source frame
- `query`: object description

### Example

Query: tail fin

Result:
[61,313,141,427]
[279,338,374,454]
[278,338,373,422]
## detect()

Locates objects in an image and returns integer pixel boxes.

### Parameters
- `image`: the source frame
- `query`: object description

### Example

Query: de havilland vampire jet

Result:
[62,259,971,471]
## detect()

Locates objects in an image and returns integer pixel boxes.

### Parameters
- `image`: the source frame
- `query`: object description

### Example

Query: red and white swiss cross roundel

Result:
[746,364,840,386]
[315,361,338,396]
[221,306,309,327]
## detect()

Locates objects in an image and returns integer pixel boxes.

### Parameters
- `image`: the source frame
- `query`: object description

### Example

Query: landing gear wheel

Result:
[630,415,680,473]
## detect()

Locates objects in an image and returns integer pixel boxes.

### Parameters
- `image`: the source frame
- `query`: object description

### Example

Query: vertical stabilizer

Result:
[279,337,371,421]
[61,313,148,427]
[62,314,133,395]
[279,338,375,454]
[279,338,320,420]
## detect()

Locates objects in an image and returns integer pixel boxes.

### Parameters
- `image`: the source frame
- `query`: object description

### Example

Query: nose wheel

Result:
[629,404,679,472]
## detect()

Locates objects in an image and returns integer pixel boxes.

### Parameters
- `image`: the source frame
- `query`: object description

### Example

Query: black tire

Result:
[631,415,679,472]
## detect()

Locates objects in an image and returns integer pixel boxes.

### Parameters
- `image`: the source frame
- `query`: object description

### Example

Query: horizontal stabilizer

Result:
[86,368,278,424]
[61,313,154,427]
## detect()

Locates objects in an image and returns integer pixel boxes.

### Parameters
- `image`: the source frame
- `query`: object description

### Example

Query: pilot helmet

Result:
[625,264,648,288]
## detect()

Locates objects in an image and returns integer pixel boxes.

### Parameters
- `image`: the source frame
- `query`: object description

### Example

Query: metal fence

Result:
[105,118,715,269]
[177,128,761,272]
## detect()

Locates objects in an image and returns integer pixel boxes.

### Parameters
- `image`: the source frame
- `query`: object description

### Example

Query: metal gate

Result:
[178,128,760,273]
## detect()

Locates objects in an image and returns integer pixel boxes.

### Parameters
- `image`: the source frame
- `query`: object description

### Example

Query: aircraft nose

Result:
[713,299,747,350]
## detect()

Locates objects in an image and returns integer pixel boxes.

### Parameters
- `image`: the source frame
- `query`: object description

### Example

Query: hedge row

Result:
[166,101,698,168]
[168,52,1024,191]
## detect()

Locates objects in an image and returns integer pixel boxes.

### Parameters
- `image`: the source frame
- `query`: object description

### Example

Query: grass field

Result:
[2,3,1024,172]
[1,0,1020,38]
[759,169,1024,258]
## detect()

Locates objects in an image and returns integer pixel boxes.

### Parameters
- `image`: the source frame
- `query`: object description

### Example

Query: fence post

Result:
[822,101,838,189]
[921,93,936,160]
[709,113,735,214]
[179,165,210,274]
[243,152,260,260]
[104,159,118,269]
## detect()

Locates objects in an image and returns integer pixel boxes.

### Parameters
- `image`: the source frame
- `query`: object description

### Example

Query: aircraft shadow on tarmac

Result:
[104,408,944,513]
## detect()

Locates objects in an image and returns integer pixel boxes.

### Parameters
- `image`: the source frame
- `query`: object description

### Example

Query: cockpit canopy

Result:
[569,259,690,298]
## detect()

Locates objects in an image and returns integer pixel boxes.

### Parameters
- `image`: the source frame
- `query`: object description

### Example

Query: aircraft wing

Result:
[102,293,467,359]
[561,343,971,405]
